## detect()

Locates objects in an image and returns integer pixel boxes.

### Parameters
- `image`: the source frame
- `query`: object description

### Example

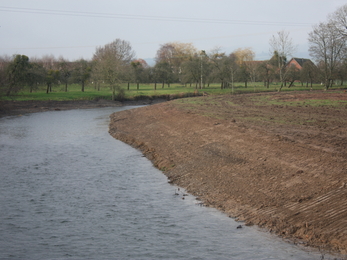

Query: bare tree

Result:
[257,60,274,88]
[40,54,57,70]
[233,48,255,88]
[208,48,231,89]
[58,57,71,92]
[300,60,319,89]
[155,42,197,83]
[93,39,135,100]
[180,55,201,88]
[308,22,347,89]
[269,31,296,91]
[329,4,347,37]
[228,53,238,91]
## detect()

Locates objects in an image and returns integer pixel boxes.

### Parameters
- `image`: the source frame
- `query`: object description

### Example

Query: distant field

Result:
[1,82,346,101]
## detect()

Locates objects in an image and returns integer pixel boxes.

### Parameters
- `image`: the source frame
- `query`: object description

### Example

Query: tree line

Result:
[1,4,347,99]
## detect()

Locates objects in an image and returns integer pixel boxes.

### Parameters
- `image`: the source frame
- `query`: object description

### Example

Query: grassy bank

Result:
[2,82,346,102]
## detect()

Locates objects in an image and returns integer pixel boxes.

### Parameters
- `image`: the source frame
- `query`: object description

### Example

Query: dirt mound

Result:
[109,90,347,255]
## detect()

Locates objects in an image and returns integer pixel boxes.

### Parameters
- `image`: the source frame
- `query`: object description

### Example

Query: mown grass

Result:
[2,81,346,102]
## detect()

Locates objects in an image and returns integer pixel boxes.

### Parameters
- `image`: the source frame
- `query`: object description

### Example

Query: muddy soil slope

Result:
[109,91,347,254]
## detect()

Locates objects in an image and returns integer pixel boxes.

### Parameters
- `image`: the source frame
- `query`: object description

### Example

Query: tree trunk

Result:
[325,78,330,90]
[154,82,157,90]
[127,82,130,90]
[162,82,164,88]
[137,82,139,90]
[329,79,333,89]
[288,80,294,88]
[65,82,68,92]
[81,81,85,92]
[46,83,50,94]
[279,83,284,92]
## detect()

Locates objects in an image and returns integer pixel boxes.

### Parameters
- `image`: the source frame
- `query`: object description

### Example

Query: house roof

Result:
[290,58,313,67]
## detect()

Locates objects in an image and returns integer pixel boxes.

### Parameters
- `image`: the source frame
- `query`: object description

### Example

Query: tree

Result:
[335,60,347,86]
[0,55,11,97]
[93,39,135,100]
[72,59,91,92]
[308,22,347,89]
[45,69,60,94]
[228,53,239,91]
[180,57,200,87]
[90,60,103,91]
[181,51,210,89]
[40,54,57,70]
[285,65,300,88]
[300,61,319,89]
[58,58,72,92]
[5,54,30,96]
[208,48,231,89]
[131,59,150,89]
[257,60,274,88]
[234,48,256,88]
[27,62,45,93]
[153,61,175,88]
[269,31,296,91]
[155,42,197,82]
[329,4,347,37]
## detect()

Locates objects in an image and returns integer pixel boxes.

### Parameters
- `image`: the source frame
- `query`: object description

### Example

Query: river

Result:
[0,107,328,259]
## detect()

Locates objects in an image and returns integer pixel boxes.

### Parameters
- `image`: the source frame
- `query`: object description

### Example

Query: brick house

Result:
[286,58,314,70]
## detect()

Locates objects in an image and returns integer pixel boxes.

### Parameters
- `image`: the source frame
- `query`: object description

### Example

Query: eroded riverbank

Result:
[109,91,347,256]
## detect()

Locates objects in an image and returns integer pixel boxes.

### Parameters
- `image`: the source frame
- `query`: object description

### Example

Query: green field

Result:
[1,82,346,102]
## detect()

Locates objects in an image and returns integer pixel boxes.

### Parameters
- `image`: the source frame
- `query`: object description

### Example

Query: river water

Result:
[0,107,327,259]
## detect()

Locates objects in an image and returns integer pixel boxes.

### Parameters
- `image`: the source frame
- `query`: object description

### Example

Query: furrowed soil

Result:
[108,90,347,255]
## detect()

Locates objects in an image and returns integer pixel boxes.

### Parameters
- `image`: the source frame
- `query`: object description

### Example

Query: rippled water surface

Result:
[0,107,326,259]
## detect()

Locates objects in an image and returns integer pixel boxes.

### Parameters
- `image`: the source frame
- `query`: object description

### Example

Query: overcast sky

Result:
[0,0,345,63]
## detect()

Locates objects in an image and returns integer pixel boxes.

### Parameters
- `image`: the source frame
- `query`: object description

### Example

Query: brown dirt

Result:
[0,98,164,117]
[109,90,347,256]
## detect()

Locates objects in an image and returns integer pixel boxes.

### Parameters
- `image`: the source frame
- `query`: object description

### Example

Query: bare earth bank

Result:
[0,98,166,117]
[109,91,347,256]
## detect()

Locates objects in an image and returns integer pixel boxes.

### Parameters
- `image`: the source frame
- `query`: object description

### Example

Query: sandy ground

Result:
[108,90,347,256]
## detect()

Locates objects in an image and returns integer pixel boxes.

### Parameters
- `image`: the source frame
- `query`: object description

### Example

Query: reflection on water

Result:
[0,107,328,259]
